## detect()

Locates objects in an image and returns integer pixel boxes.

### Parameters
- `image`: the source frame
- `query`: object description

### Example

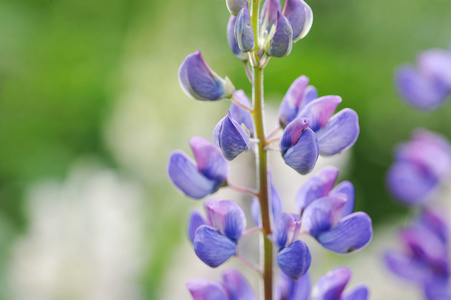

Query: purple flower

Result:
[229,90,254,136]
[312,267,369,300]
[226,0,247,16]
[213,112,251,161]
[396,46,451,111]
[179,51,235,101]
[274,213,312,279]
[193,199,247,267]
[168,136,229,199]
[282,0,313,43]
[277,272,311,300]
[251,172,282,226]
[227,16,248,61]
[235,5,255,52]
[387,129,451,205]
[264,11,293,57]
[187,269,256,300]
[299,167,372,253]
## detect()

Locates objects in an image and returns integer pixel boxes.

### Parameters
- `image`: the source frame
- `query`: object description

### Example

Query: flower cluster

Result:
[396,43,451,110]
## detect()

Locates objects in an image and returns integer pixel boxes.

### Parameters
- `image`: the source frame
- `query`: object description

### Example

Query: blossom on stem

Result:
[213,112,251,161]
[265,11,293,57]
[277,272,311,300]
[235,5,255,52]
[168,136,229,199]
[179,51,235,101]
[387,129,451,205]
[229,90,254,136]
[227,16,248,61]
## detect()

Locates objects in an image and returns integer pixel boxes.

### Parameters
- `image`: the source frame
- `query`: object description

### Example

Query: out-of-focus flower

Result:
[179,51,235,101]
[387,129,451,205]
[168,136,229,199]
[187,269,256,300]
[213,112,251,161]
[396,46,451,110]
[277,272,311,300]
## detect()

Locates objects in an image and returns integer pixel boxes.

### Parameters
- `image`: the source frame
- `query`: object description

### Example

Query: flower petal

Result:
[230,90,254,135]
[190,136,229,182]
[194,225,237,268]
[316,108,360,156]
[302,195,347,237]
[168,150,220,199]
[312,267,351,300]
[260,0,281,34]
[206,199,247,241]
[418,49,451,88]
[280,117,310,153]
[235,5,255,52]
[226,0,248,16]
[417,208,449,244]
[266,11,293,57]
[298,96,342,132]
[282,127,319,175]
[213,113,251,161]
[186,280,229,300]
[302,85,318,109]
[188,210,208,243]
[283,0,313,42]
[279,75,310,128]
[341,286,369,300]
[277,240,312,280]
[278,272,311,300]
[384,250,434,282]
[178,51,235,101]
[330,180,355,218]
[222,269,256,300]
[227,16,248,60]
[274,213,302,249]
[316,212,373,253]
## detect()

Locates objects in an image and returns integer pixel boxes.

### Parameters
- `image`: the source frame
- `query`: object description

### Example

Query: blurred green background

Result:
[0,0,450,298]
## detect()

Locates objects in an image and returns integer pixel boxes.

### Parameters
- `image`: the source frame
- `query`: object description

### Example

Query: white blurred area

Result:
[6,164,145,300]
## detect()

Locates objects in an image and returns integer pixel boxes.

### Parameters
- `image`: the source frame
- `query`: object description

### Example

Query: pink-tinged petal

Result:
[330,181,355,218]
[188,211,208,243]
[227,16,248,61]
[418,49,451,88]
[317,108,360,156]
[260,0,282,33]
[279,75,310,128]
[316,212,373,253]
[274,213,302,249]
[384,250,434,283]
[222,269,256,300]
[194,225,237,268]
[342,286,369,300]
[280,117,310,153]
[190,136,229,183]
[296,166,340,214]
[283,0,313,42]
[179,51,235,101]
[206,199,247,241]
[278,272,311,300]
[213,113,251,161]
[301,85,318,109]
[302,195,347,237]
[277,240,312,280]
[168,151,220,199]
[312,267,351,300]
[226,0,248,16]
[282,127,319,175]
[266,11,293,57]
[387,161,438,205]
[298,96,342,132]
[230,90,254,135]
[235,5,255,52]
[396,65,449,110]
[186,280,228,300]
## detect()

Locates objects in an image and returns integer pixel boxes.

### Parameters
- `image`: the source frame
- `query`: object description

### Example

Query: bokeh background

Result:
[0,0,450,299]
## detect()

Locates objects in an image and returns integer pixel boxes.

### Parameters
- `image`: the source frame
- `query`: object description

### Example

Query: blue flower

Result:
[213,112,251,161]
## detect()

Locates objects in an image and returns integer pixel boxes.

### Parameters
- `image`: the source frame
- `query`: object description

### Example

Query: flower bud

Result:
[260,0,281,35]
[227,16,248,61]
[226,0,247,16]
[178,51,235,101]
[235,5,255,52]
[213,112,251,161]
[283,0,313,42]
[265,11,293,57]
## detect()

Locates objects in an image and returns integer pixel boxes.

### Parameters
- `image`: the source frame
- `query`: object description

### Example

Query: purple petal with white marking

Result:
[226,0,248,16]
[275,213,302,249]
[280,117,310,153]
[235,5,255,52]
[230,90,254,135]
[206,199,247,241]
[186,280,229,300]
[266,11,293,57]
[277,240,312,280]
[222,269,256,300]
[312,267,351,300]
[418,49,451,88]
[283,0,313,42]
[298,96,342,132]
[194,225,237,268]
[279,75,310,128]
[282,127,319,175]
[342,286,369,300]
[168,151,221,199]
[260,0,281,33]
[387,161,438,205]
[213,113,251,161]
[278,272,311,300]
[316,212,373,253]
[317,108,360,156]
[302,195,347,237]
[296,166,339,214]
[396,65,449,110]
[188,211,208,243]
[190,136,229,183]
[330,181,355,218]
[179,51,235,101]
[227,16,248,61]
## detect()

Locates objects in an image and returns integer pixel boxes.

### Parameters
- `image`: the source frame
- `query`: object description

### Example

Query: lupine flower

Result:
[187,269,256,300]
[179,51,235,101]
[396,46,451,110]
[277,272,311,300]
[227,16,248,61]
[275,213,312,279]
[264,11,293,57]
[168,136,229,199]
[385,208,450,300]
[299,167,372,253]
[229,90,254,136]
[192,199,247,267]
[279,92,359,174]
[226,0,247,16]
[387,129,451,205]
[213,112,251,160]
[235,5,255,52]
[312,267,369,300]
[251,172,282,226]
